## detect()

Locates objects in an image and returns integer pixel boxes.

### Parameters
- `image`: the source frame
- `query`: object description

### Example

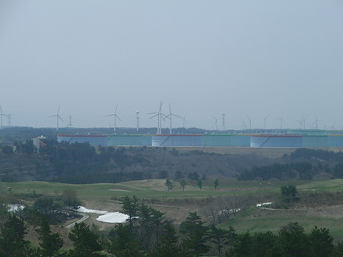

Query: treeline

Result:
[289,148,343,162]
[1,139,249,183]
[54,171,150,184]
[239,163,313,181]
[2,196,343,257]
[239,148,343,181]
[0,140,154,182]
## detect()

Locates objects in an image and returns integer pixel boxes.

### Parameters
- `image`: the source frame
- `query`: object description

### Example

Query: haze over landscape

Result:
[1,1,343,130]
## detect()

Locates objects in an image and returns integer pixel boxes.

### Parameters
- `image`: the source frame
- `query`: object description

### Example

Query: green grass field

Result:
[4,179,343,239]
[1,179,282,201]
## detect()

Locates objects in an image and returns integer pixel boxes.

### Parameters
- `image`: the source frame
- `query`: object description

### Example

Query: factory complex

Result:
[57,130,343,148]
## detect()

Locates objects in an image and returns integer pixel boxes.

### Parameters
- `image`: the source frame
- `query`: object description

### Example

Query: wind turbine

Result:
[7,114,11,127]
[295,119,303,130]
[136,110,140,132]
[0,106,8,130]
[312,114,321,130]
[68,116,72,128]
[212,116,219,130]
[50,105,63,131]
[149,101,166,134]
[182,114,187,128]
[222,114,225,131]
[246,116,252,130]
[107,104,121,133]
[166,103,182,134]
[277,115,284,129]
[296,116,305,130]
[241,118,247,130]
[264,116,268,130]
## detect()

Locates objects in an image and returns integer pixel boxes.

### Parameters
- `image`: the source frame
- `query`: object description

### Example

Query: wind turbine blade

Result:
[150,114,159,119]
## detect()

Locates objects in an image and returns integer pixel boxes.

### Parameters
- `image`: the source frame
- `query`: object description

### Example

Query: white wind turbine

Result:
[300,115,306,129]
[246,116,252,130]
[277,115,284,129]
[7,114,11,127]
[166,103,182,134]
[312,114,321,130]
[241,118,247,130]
[136,110,140,132]
[212,116,219,130]
[296,116,306,130]
[295,119,303,129]
[264,116,268,130]
[182,114,187,129]
[50,105,63,131]
[107,105,121,133]
[222,114,225,131]
[0,106,8,130]
[149,101,166,134]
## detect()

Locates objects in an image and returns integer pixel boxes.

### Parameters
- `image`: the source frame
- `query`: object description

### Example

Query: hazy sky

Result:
[1,1,343,130]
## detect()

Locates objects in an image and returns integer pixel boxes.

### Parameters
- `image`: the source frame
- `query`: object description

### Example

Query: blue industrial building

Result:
[57,131,343,148]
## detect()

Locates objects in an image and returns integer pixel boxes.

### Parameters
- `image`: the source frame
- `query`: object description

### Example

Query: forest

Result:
[2,138,343,184]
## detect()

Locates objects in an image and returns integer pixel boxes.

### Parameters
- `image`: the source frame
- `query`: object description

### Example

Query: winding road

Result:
[66,213,89,228]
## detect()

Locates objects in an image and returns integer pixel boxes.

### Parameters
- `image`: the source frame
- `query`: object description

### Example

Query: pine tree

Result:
[68,222,102,257]
[36,219,64,257]
[308,226,334,257]
[207,224,235,255]
[180,180,187,191]
[121,195,140,230]
[197,180,202,190]
[0,214,31,257]
[179,212,209,257]
[165,179,174,191]
[214,179,219,190]
[107,223,144,257]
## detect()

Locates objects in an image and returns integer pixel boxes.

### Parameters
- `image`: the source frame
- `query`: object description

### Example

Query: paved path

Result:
[66,213,89,228]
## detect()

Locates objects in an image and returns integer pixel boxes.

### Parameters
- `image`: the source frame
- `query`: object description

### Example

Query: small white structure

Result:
[32,135,46,153]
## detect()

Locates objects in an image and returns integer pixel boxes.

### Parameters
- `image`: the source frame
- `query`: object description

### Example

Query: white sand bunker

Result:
[76,206,129,224]
[96,212,129,223]
[76,206,108,214]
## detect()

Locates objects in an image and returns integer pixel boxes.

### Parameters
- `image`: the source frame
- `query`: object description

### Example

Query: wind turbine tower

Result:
[50,105,63,131]
[136,111,140,132]
[264,116,268,130]
[278,116,284,129]
[107,105,121,133]
[0,106,8,130]
[222,114,225,131]
[166,103,181,134]
[149,101,165,134]
[313,115,320,130]
[212,116,218,130]
[182,114,187,129]
[246,116,252,130]
[7,114,11,127]
[68,116,72,128]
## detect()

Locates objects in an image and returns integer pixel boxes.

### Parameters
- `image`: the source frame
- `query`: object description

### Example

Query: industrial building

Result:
[57,131,343,148]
